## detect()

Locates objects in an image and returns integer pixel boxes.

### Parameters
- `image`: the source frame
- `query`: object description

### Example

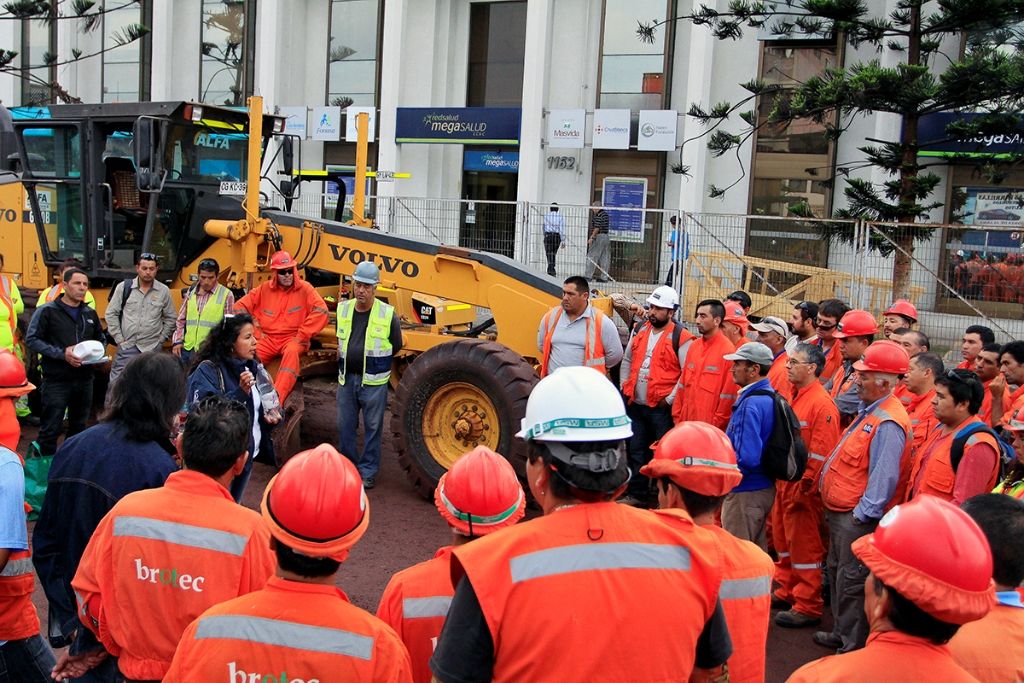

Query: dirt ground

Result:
[24,377,832,682]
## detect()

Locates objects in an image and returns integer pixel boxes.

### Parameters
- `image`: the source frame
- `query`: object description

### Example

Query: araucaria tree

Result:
[640,0,1024,297]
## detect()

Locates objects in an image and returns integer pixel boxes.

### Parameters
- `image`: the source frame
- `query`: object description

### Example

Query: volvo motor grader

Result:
[0,97,571,497]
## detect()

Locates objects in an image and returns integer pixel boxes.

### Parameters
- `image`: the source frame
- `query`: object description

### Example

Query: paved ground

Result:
[23,377,833,681]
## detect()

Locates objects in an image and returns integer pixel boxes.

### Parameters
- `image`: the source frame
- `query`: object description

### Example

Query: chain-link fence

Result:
[263,191,1024,352]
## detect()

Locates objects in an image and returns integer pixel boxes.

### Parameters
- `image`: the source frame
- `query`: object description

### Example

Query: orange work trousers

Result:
[256,334,308,406]
[770,480,827,618]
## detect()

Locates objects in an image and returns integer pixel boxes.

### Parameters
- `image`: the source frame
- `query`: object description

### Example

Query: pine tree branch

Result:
[9,22,148,70]
[0,0,140,22]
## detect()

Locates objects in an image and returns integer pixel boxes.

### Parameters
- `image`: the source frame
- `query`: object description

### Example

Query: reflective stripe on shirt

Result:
[113,516,248,556]
[194,614,374,660]
[509,542,691,583]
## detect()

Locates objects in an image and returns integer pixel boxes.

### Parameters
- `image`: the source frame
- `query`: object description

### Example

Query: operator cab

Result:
[11,101,285,282]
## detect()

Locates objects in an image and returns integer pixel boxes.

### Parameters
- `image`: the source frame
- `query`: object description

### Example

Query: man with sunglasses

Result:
[235,251,329,407]
[105,253,177,388]
[171,258,234,366]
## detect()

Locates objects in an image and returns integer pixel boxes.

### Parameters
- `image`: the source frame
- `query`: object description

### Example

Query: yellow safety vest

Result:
[183,284,229,351]
[336,298,394,386]
[41,284,97,309]
[0,275,23,352]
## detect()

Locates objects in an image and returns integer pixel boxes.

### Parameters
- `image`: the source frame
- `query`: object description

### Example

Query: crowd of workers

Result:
[0,254,1023,682]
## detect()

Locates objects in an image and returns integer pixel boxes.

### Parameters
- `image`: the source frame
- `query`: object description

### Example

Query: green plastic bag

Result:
[23,441,51,521]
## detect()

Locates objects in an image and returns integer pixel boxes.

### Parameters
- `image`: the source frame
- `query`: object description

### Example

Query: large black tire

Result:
[392,339,537,499]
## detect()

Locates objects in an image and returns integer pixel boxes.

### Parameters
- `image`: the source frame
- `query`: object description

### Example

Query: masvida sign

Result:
[329,244,421,278]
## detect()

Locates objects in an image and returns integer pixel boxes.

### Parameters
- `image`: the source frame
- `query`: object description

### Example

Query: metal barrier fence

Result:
[265,191,1024,354]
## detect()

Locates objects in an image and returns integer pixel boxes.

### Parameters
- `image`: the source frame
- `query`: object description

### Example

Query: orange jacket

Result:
[0,448,38,642]
[903,387,938,457]
[828,362,856,402]
[948,601,1024,683]
[451,503,725,683]
[792,381,841,486]
[672,330,737,429]
[72,470,276,680]
[622,320,687,406]
[907,416,1001,502]
[701,524,774,683]
[0,398,17,452]
[165,576,413,683]
[539,306,609,377]
[817,340,843,389]
[789,630,981,682]
[235,277,328,343]
[376,546,454,683]
[768,351,794,398]
[820,394,912,513]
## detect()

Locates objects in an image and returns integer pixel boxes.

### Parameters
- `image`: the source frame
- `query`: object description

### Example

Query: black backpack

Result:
[747,389,808,481]
[950,421,1016,481]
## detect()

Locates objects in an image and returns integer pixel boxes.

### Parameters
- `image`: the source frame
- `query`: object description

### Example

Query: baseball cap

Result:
[751,316,788,338]
[724,342,774,365]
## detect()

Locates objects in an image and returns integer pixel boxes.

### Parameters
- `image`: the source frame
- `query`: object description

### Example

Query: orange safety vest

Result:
[376,546,454,683]
[829,362,856,401]
[789,630,982,682]
[451,503,725,683]
[164,576,413,683]
[817,340,843,389]
[539,306,608,377]
[948,602,1024,683]
[901,387,938,457]
[792,381,841,484]
[72,470,276,681]
[0,449,38,642]
[701,524,774,683]
[820,394,912,513]
[622,320,687,406]
[907,416,1001,502]
[672,330,737,429]
[767,350,793,398]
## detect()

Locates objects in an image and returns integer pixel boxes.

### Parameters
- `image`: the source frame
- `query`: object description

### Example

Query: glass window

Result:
[756,46,837,155]
[21,15,56,105]
[467,2,527,107]
[102,0,147,102]
[598,0,669,110]
[164,124,249,183]
[200,0,253,106]
[328,0,381,107]
[19,126,84,259]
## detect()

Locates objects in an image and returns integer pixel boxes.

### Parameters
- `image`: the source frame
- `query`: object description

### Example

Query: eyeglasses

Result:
[277,269,295,276]
[815,319,836,331]
[198,259,218,271]
[139,252,158,263]
[785,358,814,367]
[945,368,978,385]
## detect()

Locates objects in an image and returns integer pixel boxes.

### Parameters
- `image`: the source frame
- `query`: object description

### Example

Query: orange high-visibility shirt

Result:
[903,387,938,457]
[235,277,328,343]
[376,546,454,683]
[72,470,276,681]
[767,351,794,398]
[949,599,1024,683]
[165,576,413,683]
[818,340,843,389]
[790,630,981,682]
[792,381,841,485]
[673,330,737,429]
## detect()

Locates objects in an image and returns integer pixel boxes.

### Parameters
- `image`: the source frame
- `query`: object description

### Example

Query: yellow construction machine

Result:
[1,97,562,498]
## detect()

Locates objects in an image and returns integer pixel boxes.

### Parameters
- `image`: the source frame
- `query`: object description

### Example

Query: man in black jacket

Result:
[25,268,106,456]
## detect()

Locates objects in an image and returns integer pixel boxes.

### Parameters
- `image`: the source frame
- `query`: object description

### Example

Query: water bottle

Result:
[255,364,282,420]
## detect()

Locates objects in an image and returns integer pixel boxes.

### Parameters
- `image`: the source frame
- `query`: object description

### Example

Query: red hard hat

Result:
[831,309,878,338]
[640,422,742,497]
[1003,403,1024,432]
[435,446,525,537]
[261,443,369,562]
[723,304,750,334]
[269,250,296,270]
[852,340,910,375]
[884,299,918,323]
[852,496,994,624]
[0,350,33,398]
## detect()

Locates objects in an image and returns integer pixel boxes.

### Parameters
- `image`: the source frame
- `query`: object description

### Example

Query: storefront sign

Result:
[396,107,521,144]
[638,110,678,151]
[279,106,307,139]
[546,109,585,149]
[345,106,377,143]
[603,176,647,243]
[312,106,342,141]
[919,112,1024,157]
[592,109,631,150]
[463,150,520,173]
[961,187,1024,228]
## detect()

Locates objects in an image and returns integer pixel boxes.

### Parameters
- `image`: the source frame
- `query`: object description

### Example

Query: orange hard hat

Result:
[261,443,369,562]
[831,309,878,338]
[884,299,918,323]
[641,422,742,497]
[0,350,34,398]
[1004,403,1024,432]
[269,250,296,270]
[852,340,910,375]
[434,446,526,537]
[723,304,749,334]
[852,496,994,624]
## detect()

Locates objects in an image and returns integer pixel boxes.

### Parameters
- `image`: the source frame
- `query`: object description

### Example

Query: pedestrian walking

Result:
[377,446,524,683]
[537,275,622,377]
[790,496,994,682]
[104,253,176,389]
[585,203,611,282]
[171,258,234,366]
[672,298,738,429]
[816,340,912,654]
[643,421,773,683]
[163,444,413,683]
[541,203,565,276]
[721,342,777,550]
[234,250,329,406]
[61,396,276,682]
[664,215,687,286]
[335,261,403,490]
[25,268,106,457]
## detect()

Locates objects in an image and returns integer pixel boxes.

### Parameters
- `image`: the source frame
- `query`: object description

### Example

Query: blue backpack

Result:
[950,422,1015,480]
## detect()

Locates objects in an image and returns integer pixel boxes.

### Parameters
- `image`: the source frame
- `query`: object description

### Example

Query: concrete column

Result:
[678,26,714,216]
[0,20,19,105]
[253,0,282,108]
[376,0,408,199]
[515,0,554,206]
[148,0,176,100]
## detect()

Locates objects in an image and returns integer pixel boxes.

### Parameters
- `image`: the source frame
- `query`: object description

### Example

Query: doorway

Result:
[460,170,518,258]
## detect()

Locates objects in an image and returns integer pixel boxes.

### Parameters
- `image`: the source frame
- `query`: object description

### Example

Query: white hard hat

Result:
[646,285,679,309]
[517,366,632,442]
[72,340,105,363]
